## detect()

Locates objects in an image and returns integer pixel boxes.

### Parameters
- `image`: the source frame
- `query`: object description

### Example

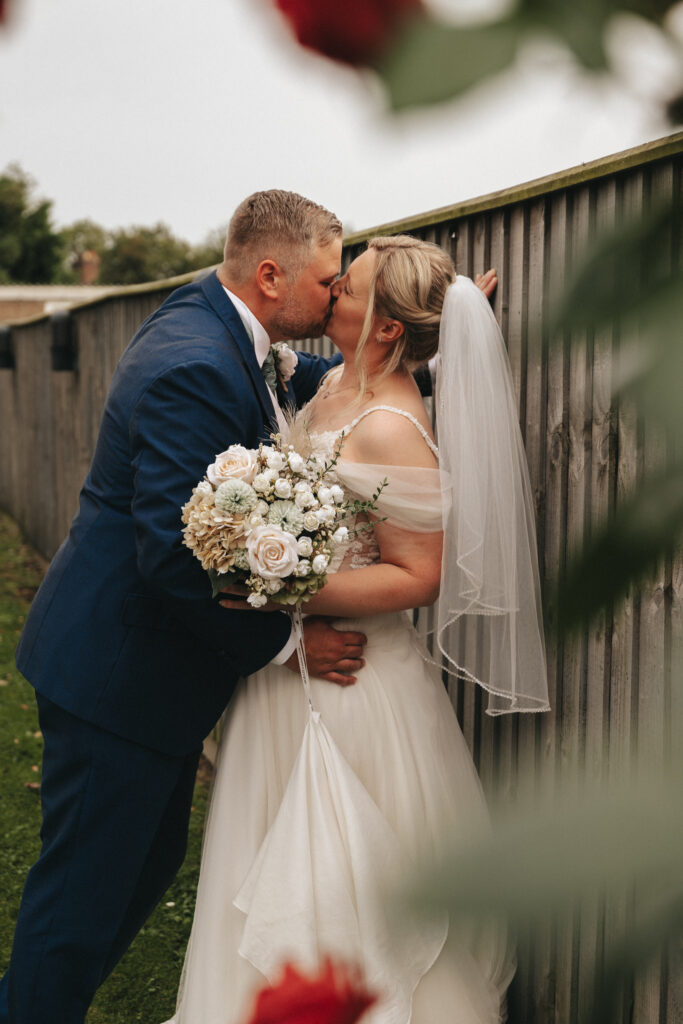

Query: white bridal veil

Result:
[435,276,550,714]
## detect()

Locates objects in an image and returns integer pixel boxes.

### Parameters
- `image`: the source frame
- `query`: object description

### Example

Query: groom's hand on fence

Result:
[285,616,367,686]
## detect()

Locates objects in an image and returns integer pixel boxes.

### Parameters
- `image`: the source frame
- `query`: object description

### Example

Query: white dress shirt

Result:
[222,286,289,435]
[221,284,299,665]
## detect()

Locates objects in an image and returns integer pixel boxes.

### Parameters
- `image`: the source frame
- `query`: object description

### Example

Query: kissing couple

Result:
[1,189,548,1024]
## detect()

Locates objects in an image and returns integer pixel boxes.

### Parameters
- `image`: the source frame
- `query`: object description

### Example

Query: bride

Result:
[164,235,549,1024]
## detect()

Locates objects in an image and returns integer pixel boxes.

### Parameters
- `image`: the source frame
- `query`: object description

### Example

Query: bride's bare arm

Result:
[303,521,443,616]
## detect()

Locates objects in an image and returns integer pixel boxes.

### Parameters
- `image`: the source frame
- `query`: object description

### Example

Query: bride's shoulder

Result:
[343,389,437,469]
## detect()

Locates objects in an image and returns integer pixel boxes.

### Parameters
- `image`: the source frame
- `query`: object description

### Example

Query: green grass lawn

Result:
[0,513,211,1022]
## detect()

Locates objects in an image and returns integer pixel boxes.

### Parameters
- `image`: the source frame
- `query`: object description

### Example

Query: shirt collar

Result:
[221,285,271,367]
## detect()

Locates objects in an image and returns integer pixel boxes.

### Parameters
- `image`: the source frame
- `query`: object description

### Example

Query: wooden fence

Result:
[1,132,681,1023]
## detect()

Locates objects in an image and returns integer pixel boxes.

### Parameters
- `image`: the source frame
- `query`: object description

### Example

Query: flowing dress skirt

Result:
[166,612,513,1024]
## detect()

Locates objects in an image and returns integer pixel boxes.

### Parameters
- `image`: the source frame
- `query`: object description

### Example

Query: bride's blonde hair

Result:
[354,235,455,397]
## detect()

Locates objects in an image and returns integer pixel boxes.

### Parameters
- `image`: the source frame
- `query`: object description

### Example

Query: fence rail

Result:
[1,133,681,1023]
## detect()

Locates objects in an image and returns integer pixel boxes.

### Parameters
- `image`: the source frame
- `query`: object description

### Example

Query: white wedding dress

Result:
[165,408,514,1024]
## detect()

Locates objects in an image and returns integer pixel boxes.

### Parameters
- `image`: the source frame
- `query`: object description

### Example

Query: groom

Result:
[0,190,368,1024]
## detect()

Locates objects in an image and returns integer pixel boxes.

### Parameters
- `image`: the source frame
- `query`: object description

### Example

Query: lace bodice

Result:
[302,405,442,574]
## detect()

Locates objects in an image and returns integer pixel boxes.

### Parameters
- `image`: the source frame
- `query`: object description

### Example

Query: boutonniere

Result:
[272,342,298,393]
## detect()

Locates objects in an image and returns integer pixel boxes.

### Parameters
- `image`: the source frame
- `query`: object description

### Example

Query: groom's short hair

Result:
[223,190,342,283]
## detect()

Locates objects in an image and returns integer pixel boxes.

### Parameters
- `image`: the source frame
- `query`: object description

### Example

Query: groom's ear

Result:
[255,259,282,300]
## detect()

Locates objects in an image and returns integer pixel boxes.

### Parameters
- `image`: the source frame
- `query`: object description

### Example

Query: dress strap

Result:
[343,405,439,459]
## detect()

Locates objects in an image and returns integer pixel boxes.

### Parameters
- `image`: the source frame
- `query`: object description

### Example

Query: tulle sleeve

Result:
[335,460,450,533]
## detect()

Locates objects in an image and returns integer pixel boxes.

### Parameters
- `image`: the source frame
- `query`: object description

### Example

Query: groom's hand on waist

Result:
[285,616,367,687]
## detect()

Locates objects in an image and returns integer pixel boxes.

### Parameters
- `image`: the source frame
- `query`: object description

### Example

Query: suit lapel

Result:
[199,271,278,429]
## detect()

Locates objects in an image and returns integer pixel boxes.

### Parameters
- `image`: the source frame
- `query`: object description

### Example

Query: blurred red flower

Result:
[0,0,7,23]
[273,0,423,67]
[245,959,377,1024]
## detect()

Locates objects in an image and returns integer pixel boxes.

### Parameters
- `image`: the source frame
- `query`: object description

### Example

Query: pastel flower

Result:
[317,485,334,504]
[246,525,300,580]
[233,546,250,571]
[265,449,287,471]
[288,451,306,474]
[330,484,344,504]
[207,445,257,487]
[319,505,336,526]
[333,526,349,544]
[273,342,299,381]
[248,592,269,608]
[252,473,272,494]
[303,510,320,531]
[267,500,305,536]
[274,478,293,500]
[294,559,311,577]
[214,480,258,515]
[297,536,313,557]
[312,553,329,574]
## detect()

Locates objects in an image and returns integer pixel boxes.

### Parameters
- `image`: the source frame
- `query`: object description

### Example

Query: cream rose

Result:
[274,343,298,381]
[246,524,300,580]
[207,445,257,487]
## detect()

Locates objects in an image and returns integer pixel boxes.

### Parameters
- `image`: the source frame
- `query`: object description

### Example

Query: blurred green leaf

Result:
[380,16,523,111]
[378,0,680,112]
[401,777,683,926]
[553,469,683,631]
[398,772,683,1021]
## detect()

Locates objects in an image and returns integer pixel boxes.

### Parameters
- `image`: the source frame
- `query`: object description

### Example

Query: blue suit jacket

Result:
[16,272,339,755]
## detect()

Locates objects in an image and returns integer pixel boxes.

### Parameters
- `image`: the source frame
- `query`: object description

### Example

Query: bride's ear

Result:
[376,319,404,345]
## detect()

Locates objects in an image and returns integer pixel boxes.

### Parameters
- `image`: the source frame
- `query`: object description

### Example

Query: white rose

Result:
[247,592,268,608]
[319,504,336,526]
[275,343,299,381]
[265,449,286,471]
[207,445,257,487]
[297,536,313,557]
[317,485,334,504]
[265,579,283,594]
[312,554,329,574]
[294,480,309,492]
[246,524,300,580]
[330,484,344,504]
[252,473,272,494]
[294,488,314,509]
[246,512,265,531]
[255,500,269,516]
[288,451,306,474]
[303,511,320,531]
[332,526,349,544]
[274,478,292,499]
[294,559,311,577]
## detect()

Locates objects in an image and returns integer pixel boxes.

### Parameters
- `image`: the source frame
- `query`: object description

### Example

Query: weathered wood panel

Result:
[0,136,681,1024]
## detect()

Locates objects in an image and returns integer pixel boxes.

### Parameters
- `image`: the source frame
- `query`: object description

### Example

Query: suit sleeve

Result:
[129,359,291,675]
[290,350,343,406]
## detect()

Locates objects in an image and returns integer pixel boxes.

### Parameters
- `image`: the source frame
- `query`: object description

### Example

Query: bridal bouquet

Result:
[181,433,384,608]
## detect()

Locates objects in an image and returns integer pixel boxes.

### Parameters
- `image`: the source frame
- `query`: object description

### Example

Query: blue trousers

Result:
[0,695,201,1024]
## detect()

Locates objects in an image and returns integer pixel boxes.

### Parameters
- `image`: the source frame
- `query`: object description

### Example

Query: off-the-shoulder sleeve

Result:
[335,460,451,533]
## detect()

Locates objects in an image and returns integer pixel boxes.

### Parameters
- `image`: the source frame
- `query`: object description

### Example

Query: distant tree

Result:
[189,225,227,270]
[99,223,195,284]
[0,164,64,284]
[56,218,110,283]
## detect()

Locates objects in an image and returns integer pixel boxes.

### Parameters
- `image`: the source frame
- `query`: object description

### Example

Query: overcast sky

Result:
[0,0,680,244]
